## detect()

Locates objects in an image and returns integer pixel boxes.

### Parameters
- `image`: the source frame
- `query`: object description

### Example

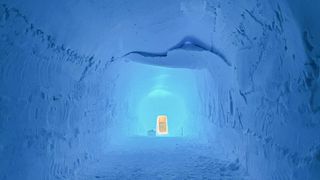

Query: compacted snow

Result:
[0,0,320,179]
[77,138,247,180]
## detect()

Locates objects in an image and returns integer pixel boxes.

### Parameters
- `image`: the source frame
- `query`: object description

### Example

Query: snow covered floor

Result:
[76,137,248,180]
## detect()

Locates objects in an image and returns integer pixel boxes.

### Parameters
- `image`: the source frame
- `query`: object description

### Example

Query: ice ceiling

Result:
[0,0,320,179]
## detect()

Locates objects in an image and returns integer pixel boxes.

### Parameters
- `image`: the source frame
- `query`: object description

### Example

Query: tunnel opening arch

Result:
[105,36,236,144]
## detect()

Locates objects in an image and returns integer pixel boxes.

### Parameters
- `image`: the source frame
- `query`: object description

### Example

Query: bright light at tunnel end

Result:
[156,115,169,136]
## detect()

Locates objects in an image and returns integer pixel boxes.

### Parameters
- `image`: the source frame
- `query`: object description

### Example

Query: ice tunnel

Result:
[0,0,320,179]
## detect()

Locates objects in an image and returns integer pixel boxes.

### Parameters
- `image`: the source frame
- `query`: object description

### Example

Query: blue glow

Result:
[118,62,202,138]
[2,1,320,179]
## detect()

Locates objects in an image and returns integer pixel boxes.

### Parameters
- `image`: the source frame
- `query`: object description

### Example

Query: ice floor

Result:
[77,137,247,180]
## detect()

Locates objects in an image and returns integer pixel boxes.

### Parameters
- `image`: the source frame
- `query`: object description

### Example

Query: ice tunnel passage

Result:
[107,59,205,138]
[1,0,320,179]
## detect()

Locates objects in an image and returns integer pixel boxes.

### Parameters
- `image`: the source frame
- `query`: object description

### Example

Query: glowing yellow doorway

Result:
[156,115,168,135]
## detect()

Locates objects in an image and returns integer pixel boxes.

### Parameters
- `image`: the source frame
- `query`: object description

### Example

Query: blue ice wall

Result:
[0,0,320,179]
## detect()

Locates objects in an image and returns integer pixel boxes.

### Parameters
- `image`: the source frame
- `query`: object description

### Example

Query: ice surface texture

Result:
[0,0,319,179]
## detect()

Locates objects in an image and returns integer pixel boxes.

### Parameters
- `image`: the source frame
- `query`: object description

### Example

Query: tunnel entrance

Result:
[107,36,233,141]
[131,62,203,138]
[109,59,207,140]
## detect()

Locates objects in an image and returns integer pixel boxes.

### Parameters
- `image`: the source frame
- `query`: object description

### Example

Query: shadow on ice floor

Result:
[77,137,248,180]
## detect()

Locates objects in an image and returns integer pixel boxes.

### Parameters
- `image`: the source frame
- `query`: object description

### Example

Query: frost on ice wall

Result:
[0,0,319,179]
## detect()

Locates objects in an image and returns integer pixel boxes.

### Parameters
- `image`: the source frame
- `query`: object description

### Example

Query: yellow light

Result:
[156,115,168,135]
